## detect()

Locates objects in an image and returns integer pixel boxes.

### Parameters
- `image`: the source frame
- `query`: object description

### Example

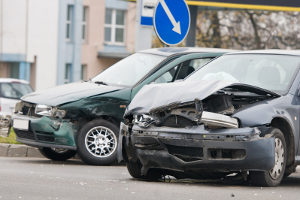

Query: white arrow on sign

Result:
[158,0,181,34]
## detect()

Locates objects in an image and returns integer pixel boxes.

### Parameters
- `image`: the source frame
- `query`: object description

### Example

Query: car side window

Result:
[154,66,179,84]
[154,58,213,84]
[175,58,212,81]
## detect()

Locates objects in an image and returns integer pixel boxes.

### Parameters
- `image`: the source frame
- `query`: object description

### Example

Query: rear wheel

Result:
[76,119,119,165]
[249,128,286,187]
[39,147,76,161]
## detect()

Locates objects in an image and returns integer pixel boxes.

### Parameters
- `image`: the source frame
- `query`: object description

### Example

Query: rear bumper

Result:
[12,114,77,150]
[121,123,275,174]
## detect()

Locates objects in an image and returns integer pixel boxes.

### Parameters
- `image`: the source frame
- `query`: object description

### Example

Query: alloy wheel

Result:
[84,126,117,158]
[269,138,285,180]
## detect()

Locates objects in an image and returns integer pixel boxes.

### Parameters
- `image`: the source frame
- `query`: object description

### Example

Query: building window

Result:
[104,8,125,45]
[64,64,72,83]
[82,6,88,42]
[66,5,74,41]
[81,64,87,80]
[9,63,20,79]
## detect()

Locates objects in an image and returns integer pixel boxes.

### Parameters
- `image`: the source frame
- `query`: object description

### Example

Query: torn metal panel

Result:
[125,79,279,117]
[201,112,238,128]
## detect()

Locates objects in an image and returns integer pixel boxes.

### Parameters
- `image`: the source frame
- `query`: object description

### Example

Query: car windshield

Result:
[0,82,33,99]
[92,53,165,87]
[186,54,300,95]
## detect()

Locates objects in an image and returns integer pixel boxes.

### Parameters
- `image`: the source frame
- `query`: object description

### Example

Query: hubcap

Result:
[85,126,117,158]
[269,138,284,180]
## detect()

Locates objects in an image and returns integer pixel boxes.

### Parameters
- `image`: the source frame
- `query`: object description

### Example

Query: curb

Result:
[0,143,43,158]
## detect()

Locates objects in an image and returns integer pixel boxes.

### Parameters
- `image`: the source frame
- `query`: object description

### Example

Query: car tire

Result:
[76,119,119,165]
[249,128,287,187]
[284,165,296,177]
[39,147,76,161]
[126,160,163,181]
[126,160,143,179]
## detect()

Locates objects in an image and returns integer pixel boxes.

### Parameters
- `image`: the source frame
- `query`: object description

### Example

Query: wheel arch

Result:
[270,117,296,168]
[95,115,120,127]
[77,115,120,132]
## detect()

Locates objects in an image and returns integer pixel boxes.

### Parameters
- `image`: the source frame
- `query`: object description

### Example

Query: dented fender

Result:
[60,89,131,123]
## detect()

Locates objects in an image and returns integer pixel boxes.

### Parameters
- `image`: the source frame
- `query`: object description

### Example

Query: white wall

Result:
[1,0,27,55]
[27,0,59,90]
[0,0,59,91]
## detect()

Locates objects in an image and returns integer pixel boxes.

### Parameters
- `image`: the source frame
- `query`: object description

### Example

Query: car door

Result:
[130,52,223,99]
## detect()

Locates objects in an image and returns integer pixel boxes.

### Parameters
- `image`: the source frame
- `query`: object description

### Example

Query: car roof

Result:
[227,49,300,56]
[0,78,30,84]
[139,47,237,57]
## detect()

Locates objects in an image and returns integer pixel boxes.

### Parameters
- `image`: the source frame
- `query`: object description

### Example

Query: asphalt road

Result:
[0,157,300,200]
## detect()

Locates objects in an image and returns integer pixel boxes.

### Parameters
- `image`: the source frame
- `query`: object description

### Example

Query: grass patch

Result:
[0,129,22,144]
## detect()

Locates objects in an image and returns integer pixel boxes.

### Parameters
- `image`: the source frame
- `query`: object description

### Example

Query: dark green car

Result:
[12,47,233,165]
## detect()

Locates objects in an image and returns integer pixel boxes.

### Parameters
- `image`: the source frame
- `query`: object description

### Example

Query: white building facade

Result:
[0,0,141,91]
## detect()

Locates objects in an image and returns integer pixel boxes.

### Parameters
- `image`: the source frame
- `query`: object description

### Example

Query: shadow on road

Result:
[15,157,126,166]
[280,176,300,187]
[130,173,300,188]
[18,158,85,165]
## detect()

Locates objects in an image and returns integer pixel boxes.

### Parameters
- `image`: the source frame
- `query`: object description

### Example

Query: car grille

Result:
[15,129,55,143]
[14,129,35,140]
[36,131,55,142]
[36,135,55,142]
[161,115,196,128]
[166,144,203,162]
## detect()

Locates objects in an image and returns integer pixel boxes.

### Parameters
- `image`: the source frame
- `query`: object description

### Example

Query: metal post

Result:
[185,5,197,47]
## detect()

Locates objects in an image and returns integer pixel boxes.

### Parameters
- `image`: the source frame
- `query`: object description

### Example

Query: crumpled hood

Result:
[21,81,123,106]
[125,79,280,116]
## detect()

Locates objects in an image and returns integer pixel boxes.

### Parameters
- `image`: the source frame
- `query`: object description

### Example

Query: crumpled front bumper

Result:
[12,114,77,150]
[120,123,275,175]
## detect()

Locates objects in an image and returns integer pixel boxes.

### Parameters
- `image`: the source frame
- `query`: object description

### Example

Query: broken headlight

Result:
[53,109,67,119]
[35,105,66,118]
[133,114,155,128]
[35,105,53,116]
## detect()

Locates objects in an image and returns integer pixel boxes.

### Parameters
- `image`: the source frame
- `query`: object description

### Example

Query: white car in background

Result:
[0,78,33,136]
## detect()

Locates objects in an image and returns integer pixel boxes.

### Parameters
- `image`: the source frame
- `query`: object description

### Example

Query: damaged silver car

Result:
[120,50,300,186]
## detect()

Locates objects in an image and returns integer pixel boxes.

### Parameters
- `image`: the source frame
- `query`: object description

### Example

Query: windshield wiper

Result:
[94,81,108,85]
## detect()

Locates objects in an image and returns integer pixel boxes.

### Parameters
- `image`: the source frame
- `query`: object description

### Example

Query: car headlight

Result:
[35,105,53,116]
[35,105,67,118]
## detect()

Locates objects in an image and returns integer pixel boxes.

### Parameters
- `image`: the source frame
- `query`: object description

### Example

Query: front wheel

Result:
[39,147,76,161]
[126,160,164,181]
[249,128,287,187]
[76,119,119,165]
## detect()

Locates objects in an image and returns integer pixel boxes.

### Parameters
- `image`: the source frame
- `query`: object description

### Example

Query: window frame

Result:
[64,63,72,84]
[81,64,87,80]
[82,6,89,43]
[66,5,74,42]
[104,8,126,45]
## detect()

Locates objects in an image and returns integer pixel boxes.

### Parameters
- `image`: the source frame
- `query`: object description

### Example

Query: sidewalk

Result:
[0,143,43,158]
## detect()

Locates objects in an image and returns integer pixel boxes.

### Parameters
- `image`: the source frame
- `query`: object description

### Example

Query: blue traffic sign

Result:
[154,0,190,46]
